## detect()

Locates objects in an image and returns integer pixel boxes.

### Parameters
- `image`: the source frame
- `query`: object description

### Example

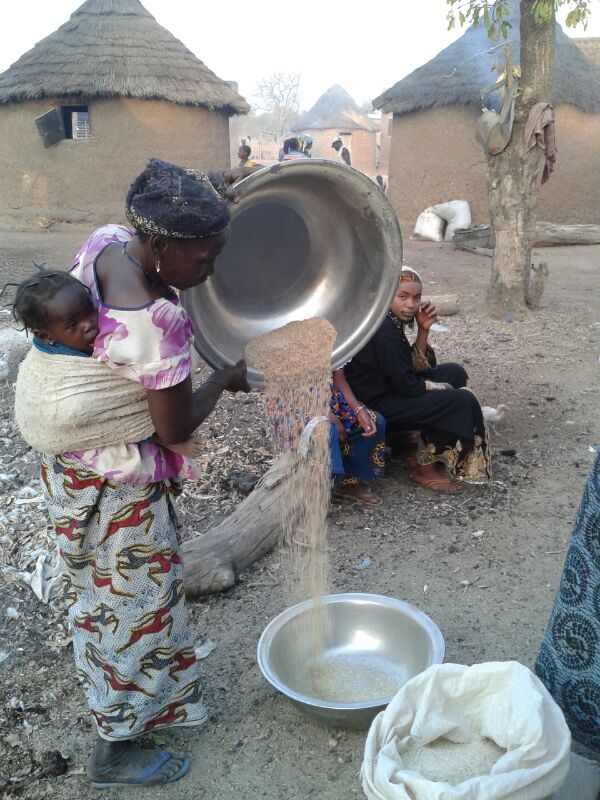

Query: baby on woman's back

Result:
[12,270,201,458]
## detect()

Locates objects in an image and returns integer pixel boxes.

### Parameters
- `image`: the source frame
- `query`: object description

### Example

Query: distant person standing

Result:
[299,134,313,157]
[282,137,309,161]
[375,175,387,194]
[238,144,255,167]
[331,137,351,166]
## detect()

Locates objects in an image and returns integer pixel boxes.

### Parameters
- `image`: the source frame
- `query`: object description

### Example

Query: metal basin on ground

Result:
[181,160,402,388]
[257,593,444,729]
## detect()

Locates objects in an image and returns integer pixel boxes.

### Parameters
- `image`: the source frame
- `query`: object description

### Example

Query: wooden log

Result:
[182,451,299,598]
[454,243,493,258]
[423,293,460,316]
[534,222,600,247]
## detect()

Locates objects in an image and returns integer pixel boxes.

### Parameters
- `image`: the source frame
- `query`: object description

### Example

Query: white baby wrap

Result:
[15,348,154,454]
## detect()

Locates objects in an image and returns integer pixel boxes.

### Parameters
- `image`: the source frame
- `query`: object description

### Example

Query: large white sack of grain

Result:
[430,200,472,242]
[361,661,570,800]
[412,209,446,242]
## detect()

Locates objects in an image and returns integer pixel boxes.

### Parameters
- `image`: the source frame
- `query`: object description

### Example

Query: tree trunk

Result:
[486,0,555,313]
[181,452,298,599]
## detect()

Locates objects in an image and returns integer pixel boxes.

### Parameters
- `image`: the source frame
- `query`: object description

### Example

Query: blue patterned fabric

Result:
[329,413,386,483]
[535,453,600,753]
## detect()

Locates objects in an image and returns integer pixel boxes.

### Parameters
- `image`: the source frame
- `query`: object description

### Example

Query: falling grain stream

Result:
[247,318,336,672]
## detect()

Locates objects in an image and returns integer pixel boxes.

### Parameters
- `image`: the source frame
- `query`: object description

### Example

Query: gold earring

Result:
[156,258,161,274]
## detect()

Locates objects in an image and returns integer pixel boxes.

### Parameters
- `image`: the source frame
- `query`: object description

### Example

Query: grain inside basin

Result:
[257,593,444,728]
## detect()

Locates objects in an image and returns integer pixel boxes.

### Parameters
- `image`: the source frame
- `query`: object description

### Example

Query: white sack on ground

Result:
[412,209,446,242]
[431,201,472,242]
[361,661,570,800]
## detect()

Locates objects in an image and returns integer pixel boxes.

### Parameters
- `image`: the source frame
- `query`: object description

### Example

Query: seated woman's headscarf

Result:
[393,267,423,330]
[399,267,422,284]
[125,158,230,239]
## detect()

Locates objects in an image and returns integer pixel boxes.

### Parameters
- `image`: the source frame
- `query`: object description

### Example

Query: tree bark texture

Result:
[486,1,555,313]
[181,452,298,599]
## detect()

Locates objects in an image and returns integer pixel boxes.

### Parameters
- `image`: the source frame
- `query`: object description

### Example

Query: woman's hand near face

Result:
[415,300,438,331]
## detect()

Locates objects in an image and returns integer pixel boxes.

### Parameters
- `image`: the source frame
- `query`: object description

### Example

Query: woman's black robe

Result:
[345,315,491,481]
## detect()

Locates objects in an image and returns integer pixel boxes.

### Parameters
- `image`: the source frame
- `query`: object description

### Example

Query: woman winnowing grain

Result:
[14,158,250,788]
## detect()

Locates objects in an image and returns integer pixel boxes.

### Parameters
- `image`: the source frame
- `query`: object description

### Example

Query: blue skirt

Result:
[535,453,600,753]
[329,412,386,483]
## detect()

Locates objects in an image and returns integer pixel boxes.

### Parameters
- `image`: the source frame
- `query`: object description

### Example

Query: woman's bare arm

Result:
[331,368,376,437]
[331,368,360,410]
[147,362,249,445]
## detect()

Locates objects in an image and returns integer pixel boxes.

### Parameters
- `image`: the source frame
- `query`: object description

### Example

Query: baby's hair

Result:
[13,270,88,333]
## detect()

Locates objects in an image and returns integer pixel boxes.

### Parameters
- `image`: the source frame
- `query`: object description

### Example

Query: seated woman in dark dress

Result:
[345,268,491,493]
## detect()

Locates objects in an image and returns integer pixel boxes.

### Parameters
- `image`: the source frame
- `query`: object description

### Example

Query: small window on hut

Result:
[60,105,90,140]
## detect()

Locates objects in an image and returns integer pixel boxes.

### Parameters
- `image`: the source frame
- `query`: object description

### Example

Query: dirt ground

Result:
[0,226,599,799]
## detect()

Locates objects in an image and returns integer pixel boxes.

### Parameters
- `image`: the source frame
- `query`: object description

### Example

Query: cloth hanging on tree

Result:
[524,102,557,185]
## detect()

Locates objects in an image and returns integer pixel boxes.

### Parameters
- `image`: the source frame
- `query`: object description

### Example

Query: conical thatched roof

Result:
[575,37,600,65]
[373,5,600,116]
[294,85,378,131]
[0,0,249,114]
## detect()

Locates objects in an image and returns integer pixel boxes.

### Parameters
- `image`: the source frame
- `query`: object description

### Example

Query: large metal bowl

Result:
[257,593,444,729]
[181,160,402,387]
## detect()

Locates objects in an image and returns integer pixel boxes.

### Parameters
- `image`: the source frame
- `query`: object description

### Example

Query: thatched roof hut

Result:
[373,7,600,116]
[0,0,249,114]
[574,37,600,65]
[0,0,248,228]
[373,6,600,228]
[294,85,379,174]
[296,85,378,131]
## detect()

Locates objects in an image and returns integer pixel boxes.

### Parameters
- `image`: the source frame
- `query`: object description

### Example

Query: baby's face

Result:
[37,283,98,354]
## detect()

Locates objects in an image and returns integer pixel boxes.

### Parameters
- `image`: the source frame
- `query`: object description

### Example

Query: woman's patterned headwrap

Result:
[125,158,230,239]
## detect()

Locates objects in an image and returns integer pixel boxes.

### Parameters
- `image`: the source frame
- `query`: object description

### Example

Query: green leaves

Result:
[533,1,554,24]
[445,0,591,36]
[561,0,591,30]
[446,1,512,40]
